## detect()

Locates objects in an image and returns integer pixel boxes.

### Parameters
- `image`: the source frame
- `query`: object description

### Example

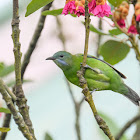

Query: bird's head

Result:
[46,51,73,70]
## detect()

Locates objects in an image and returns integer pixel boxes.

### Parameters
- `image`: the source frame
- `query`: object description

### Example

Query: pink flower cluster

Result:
[128,25,138,34]
[62,0,112,17]
[117,19,125,28]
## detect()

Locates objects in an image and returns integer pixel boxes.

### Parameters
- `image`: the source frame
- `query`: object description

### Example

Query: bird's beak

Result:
[45,56,56,60]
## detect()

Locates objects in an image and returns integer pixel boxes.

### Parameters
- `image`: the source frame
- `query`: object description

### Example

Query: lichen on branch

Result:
[11,0,36,139]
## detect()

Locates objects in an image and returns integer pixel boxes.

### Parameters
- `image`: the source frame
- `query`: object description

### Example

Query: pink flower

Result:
[93,3,112,18]
[128,25,138,34]
[136,14,140,22]
[75,6,85,17]
[117,19,125,28]
[62,1,76,15]
[88,0,96,13]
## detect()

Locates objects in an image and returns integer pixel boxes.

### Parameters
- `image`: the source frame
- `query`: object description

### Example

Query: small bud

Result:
[135,9,140,16]
[75,0,79,7]
[81,0,85,5]
[113,11,121,21]
[96,0,106,5]
[135,2,140,10]
[88,0,93,2]
[122,8,128,16]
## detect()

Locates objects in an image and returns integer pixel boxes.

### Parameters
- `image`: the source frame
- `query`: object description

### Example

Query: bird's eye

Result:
[60,55,64,58]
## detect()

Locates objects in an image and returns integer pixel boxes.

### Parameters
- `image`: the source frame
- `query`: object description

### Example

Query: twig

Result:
[132,116,140,140]
[0,78,34,140]
[11,0,36,139]
[96,18,102,57]
[0,114,12,140]
[0,86,15,140]
[3,83,17,101]
[115,114,140,140]
[21,3,52,80]
[77,1,115,140]
[56,16,83,140]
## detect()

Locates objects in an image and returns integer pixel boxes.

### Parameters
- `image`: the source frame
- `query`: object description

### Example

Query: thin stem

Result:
[96,18,102,57]
[115,114,140,140]
[3,84,17,101]
[11,0,36,139]
[0,114,12,140]
[77,1,115,140]
[82,0,90,67]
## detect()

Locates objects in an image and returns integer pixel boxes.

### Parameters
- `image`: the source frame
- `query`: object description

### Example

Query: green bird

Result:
[46,51,140,106]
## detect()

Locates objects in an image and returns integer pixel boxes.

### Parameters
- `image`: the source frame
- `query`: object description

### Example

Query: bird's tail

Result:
[123,84,140,106]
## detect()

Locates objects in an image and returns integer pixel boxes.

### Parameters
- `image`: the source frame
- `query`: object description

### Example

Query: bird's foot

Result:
[80,63,101,74]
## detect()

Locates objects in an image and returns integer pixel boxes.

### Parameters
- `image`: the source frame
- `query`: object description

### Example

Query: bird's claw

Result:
[81,64,101,74]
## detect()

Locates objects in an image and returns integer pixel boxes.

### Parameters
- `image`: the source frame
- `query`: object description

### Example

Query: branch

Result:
[115,114,140,140]
[77,1,115,140]
[0,78,34,140]
[0,87,16,140]
[0,113,12,140]
[96,18,102,57]
[11,0,36,139]
[21,3,52,80]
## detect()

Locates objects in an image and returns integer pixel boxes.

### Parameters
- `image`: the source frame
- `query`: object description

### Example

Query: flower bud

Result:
[135,2,140,11]
[113,11,121,21]
[122,8,128,17]
[96,0,106,5]
[81,0,85,5]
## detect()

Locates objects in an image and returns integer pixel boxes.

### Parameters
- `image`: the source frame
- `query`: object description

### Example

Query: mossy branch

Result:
[0,78,34,140]
[77,1,115,140]
[11,0,36,139]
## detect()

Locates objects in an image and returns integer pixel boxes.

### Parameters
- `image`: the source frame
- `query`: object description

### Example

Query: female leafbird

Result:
[46,51,140,106]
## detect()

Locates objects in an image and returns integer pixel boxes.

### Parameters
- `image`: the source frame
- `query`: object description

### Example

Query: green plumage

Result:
[46,51,140,106]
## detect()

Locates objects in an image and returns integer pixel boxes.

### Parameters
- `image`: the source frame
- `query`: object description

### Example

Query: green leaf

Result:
[0,127,10,132]
[25,0,54,17]
[99,40,130,65]
[108,0,126,7]
[0,63,14,77]
[42,8,63,16]
[90,24,108,35]
[0,108,11,114]
[44,133,53,140]
[0,63,4,71]
[109,28,123,35]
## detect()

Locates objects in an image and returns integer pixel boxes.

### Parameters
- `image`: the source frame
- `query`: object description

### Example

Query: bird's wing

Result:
[86,55,127,79]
